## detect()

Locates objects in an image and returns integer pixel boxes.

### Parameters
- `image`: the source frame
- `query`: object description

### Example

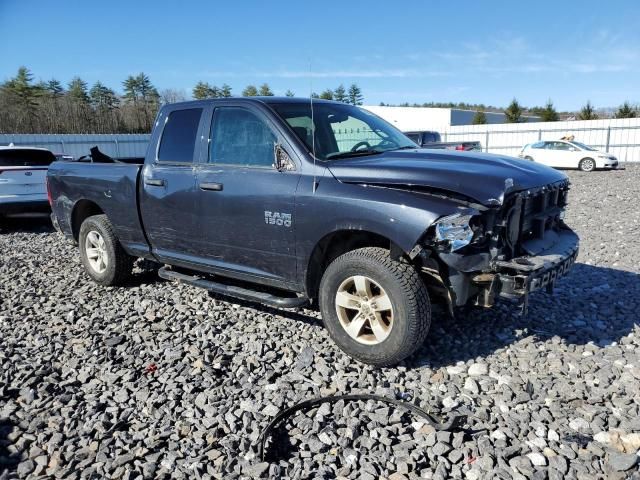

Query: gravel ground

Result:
[1,165,639,480]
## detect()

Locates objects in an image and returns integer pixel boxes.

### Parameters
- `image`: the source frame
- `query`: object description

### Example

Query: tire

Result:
[579,157,595,172]
[524,156,534,161]
[78,214,133,286]
[319,247,431,366]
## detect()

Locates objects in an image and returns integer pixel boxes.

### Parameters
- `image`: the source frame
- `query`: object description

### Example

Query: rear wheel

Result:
[319,247,431,366]
[579,157,595,172]
[79,214,133,286]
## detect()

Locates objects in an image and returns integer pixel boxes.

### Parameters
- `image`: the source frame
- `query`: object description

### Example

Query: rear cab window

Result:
[157,108,203,163]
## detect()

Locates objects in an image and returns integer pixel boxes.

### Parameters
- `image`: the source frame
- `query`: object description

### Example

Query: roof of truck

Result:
[167,97,342,109]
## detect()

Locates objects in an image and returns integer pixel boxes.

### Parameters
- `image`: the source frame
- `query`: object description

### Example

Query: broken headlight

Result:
[434,212,476,251]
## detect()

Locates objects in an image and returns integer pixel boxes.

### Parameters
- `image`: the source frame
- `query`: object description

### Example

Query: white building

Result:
[362,106,540,132]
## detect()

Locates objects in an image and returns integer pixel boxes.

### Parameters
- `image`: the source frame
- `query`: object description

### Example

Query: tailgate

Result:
[0,166,48,196]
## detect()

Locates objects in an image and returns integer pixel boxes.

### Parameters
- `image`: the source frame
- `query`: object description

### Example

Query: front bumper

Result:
[596,158,619,169]
[471,229,579,309]
[496,229,578,301]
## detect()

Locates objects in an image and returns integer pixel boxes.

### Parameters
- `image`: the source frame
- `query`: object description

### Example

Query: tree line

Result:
[0,67,367,134]
[383,98,638,124]
[469,98,636,125]
[193,80,364,105]
[0,66,637,133]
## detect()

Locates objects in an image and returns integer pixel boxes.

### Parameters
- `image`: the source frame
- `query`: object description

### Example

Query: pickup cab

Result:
[48,98,579,366]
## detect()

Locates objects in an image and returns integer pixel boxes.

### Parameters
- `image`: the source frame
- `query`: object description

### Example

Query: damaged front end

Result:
[416,179,579,313]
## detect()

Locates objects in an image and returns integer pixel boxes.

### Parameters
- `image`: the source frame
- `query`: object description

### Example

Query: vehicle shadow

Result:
[0,216,54,234]
[409,262,640,369]
[223,263,639,368]
[0,417,21,476]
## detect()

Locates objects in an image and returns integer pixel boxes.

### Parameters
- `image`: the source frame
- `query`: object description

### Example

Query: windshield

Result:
[570,141,596,151]
[270,102,417,160]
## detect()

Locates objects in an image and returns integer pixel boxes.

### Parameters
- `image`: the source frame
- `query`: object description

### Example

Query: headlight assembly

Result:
[434,212,476,251]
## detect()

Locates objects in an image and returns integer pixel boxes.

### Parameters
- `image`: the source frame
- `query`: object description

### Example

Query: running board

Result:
[158,267,310,309]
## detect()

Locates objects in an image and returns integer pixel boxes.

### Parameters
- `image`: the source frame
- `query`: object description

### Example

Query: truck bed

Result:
[47,160,150,257]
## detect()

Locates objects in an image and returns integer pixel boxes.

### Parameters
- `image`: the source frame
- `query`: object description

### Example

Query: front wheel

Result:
[79,214,133,286]
[319,247,431,366]
[579,157,595,172]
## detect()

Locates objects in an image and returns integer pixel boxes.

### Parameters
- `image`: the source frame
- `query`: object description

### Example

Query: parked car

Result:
[519,140,618,172]
[48,98,579,366]
[0,146,56,218]
[404,130,482,151]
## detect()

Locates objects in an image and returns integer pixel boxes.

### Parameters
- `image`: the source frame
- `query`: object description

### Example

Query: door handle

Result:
[200,182,223,191]
[144,178,165,187]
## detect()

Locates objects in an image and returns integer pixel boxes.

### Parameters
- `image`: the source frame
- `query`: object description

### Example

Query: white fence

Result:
[440,118,640,162]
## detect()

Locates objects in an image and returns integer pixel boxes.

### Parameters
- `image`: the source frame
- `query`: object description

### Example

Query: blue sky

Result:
[1,0,639,110]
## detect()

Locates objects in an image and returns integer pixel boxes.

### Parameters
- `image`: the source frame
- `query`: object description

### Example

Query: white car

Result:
[0,146,56,219]
[519,140,618,172]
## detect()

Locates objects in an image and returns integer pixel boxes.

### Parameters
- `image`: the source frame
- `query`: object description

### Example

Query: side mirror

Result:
[273,143,295,172]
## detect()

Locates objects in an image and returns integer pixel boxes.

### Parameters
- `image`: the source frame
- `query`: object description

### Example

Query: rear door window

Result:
[157,108,203,163]
[0,149,55,167]
[209,107,276,168]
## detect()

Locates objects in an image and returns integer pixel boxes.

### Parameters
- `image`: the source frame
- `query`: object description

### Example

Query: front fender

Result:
[295,177,465,285]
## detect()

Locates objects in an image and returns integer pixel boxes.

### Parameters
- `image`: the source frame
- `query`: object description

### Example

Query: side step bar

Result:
[158,267,310,309]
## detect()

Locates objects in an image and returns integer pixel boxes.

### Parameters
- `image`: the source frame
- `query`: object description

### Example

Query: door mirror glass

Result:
[273,143,295,171]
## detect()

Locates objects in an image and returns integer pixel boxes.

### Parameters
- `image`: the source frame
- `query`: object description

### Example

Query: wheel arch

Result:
[304,229,403,299]
[71,199,105,242]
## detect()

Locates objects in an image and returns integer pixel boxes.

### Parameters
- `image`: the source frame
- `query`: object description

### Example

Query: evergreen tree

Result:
[310,92,320,99]
[347,83,363,105]
[122,73,160,132]
[615,101,636,119]
[578,101,598,120]
[258,83,274,96]
[242,85,258,96]
[284,89,295,97]
[45,79,64,97]
[539,99,559,122]
[504,98,523,123]
[68,77,90,103]
[319,89,334,100]
[89,82,119,109]
[193,81,218,99]
[472,110,487,125]
[219,84,232,97]
[333,84,347,103]
[1,67,40,131]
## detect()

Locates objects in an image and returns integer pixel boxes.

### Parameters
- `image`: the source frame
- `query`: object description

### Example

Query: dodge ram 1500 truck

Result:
[48,98,579,366]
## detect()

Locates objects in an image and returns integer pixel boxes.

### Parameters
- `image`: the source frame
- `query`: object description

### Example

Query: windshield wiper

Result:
[326,149,383,160]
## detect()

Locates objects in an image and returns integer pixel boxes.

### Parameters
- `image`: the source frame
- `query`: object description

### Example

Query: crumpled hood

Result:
[327,149,568,206]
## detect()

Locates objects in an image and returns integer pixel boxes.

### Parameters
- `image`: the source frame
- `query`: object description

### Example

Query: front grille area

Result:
[503,181,570,256]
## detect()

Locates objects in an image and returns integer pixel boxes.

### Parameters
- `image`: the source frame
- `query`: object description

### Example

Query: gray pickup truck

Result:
[47,97,579,366]
[404,130,482,151]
